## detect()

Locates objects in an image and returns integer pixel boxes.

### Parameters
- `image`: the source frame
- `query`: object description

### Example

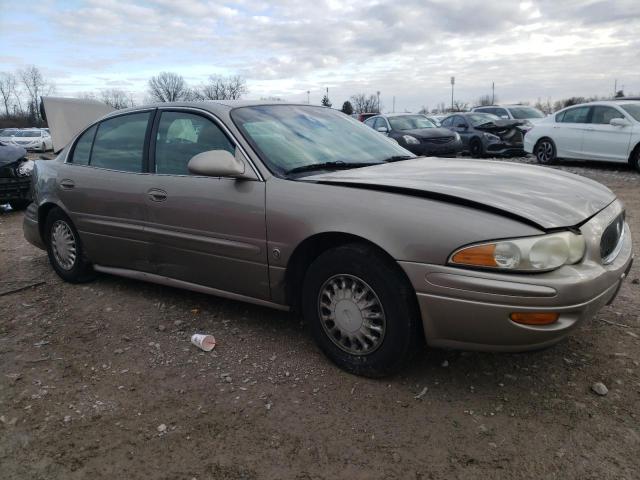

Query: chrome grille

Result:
[600,213,625,264]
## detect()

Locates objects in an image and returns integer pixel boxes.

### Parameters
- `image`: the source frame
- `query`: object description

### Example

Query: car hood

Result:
[0,142,27,167]
[400,128,455,138]
[303,158,615,230]
[473,119,524,133]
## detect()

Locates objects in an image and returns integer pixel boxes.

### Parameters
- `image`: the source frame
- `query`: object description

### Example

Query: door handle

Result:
[60,179,75,190]
[147,189,168,202]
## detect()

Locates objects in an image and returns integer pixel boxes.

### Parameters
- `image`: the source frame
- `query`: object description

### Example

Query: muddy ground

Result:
[1,157,639,479]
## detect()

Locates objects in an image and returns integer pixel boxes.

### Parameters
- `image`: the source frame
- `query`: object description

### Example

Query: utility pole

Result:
[307,90,310,104]
[450,76,455,111]
[614,79,617,98]
[491,82,495,104]
[376,91,381,113]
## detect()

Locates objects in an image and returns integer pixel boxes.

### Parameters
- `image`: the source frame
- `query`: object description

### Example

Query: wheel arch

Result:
[37,202,69,242]
[283,232,416,313]
[628,141,640,167]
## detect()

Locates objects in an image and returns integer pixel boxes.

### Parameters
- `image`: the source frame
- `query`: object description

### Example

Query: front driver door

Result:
[553,106,590,159]
[145,109,269,300]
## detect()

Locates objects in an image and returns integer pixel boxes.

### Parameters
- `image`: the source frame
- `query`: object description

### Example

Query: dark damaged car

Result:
[0,141,33,210]
[441,112,526,158]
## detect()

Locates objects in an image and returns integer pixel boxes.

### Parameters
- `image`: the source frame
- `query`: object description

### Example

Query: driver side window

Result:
[154,111,235,175]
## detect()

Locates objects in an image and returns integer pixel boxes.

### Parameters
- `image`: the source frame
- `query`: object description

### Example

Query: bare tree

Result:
[19,65,54,121]
[452,100,468,112]
[476,94,496,106]
[533,97,553,115]
[148,72,189,102]
[193,75,248,100]
[349,93,379,113]
[418,105,429,114]
[0,72,17,116]
[101,88,134,109]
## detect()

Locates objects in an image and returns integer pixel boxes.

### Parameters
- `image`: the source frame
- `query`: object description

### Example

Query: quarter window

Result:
[558,106,590,124]
[71,125,97,166]
[154,111,235,175]
[441,116,453,127]
[590,106,624,124]
[91,112,151,172]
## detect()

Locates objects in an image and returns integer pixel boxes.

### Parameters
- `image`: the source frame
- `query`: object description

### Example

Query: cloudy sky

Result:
[1,0,639,111]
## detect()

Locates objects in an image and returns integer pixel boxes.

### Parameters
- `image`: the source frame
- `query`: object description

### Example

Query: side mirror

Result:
[187,149,247,178]
[376,126,389,133]
[456,123,467,129]
[610,118,630,127]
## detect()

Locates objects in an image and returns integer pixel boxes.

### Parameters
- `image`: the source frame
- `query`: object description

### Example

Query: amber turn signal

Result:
[510,312,559,325]
[451,244,497,267]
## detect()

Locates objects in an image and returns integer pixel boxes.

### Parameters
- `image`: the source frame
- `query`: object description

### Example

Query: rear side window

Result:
[590,106,624,124]
[154,111,235,175]
[494,108,509,118]
[558,106,590,124]
[71,125,97,165]
[91,112,151,172]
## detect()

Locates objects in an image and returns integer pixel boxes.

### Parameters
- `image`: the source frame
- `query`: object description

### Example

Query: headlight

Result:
[454,132,461,141]
[17,160,35,177]
[449,231,585,272]
[482,132,500,141]
[402,135,420,145]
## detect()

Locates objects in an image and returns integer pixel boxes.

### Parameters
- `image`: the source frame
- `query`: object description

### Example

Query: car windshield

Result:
[388,115,436,131]
[621,104,640,121]
[15,131,40,137]
[508,107,545,119]
[231,105,414,176]
[467,113,500,126]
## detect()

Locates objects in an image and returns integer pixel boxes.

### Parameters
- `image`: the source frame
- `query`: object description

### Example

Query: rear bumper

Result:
[399,205,633,352]
[23,202,46,250]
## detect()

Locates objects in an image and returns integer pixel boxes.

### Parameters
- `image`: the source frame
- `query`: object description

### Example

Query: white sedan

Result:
[7,129,53,152]
[524,100,640,171]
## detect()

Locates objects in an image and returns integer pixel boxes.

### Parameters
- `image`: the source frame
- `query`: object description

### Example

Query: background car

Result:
[357,112,378,122]
[424,115,444,126]
[0,141,33,210]
[440,112,525,157]
[8,128,52,151]
[364,113,462,157]
[0,128,19,143]
[473,105,546,133]
[524,100,640,171]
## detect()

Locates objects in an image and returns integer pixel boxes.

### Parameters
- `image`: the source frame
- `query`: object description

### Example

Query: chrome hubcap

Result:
[537,141,553,162]
[318,274,386,355]
[51,220,77,270]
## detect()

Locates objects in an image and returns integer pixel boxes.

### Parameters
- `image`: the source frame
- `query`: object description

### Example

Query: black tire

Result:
[302,243,421,377]
[44,207,95,283]
[8,199,30,211]
[469,138,483,158]
[631,147,640,173]
[534,138,557,164]
[41,142,46,152]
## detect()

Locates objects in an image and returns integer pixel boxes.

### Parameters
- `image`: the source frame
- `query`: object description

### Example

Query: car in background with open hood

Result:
[24,98,633,377]
[440,112,526,157]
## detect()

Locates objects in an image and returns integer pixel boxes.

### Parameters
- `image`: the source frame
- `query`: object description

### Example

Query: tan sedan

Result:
[24,98,633,376]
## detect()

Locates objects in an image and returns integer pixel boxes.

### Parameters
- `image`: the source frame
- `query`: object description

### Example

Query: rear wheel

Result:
[469,138,483,158]
[631,147,640,173]
[534,138,557,164]
[45,207,95,283]
[9,199,30,211]
[302,243,421,377]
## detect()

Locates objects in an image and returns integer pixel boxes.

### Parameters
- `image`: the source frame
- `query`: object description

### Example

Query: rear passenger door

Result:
[56,110,156,271]
[581,106,632,162]
[145,109,269,300]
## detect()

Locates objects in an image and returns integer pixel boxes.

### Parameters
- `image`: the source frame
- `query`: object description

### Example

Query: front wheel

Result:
[302,243,421,377]
[534,138,557,164]
[45,207,95,283]
[469,138,483,158]
[631,147,640,173]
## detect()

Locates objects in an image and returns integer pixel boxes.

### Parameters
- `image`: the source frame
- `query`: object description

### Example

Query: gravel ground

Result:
[1,156,639,479]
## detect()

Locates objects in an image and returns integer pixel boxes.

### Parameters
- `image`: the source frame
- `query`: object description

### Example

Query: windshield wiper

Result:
[381,155,414,163]
[285,161,380,176]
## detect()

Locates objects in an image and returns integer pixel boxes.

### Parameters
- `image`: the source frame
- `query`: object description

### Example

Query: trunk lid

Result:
[41,97,115,153]
[304,158,615,230]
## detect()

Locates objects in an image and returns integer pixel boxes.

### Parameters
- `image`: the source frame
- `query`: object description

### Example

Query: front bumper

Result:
[0,176,31,202]
[407,138,463,157]
[400,201,633,351]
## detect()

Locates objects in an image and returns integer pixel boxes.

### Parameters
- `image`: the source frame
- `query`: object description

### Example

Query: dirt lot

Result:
[1,157,639,479]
